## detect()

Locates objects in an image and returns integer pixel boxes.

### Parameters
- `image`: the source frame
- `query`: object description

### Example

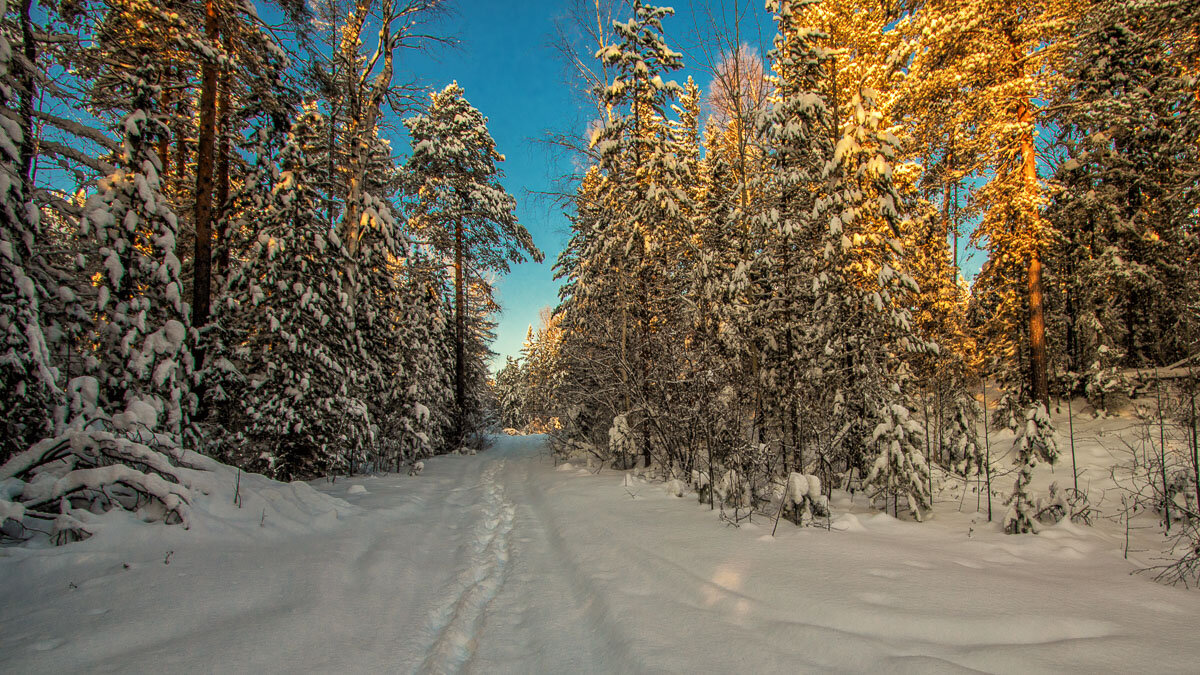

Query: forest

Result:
[1,0,1199,578]
[0,0,548,530]
[3,0,1200,670]
[494,0,1200,562]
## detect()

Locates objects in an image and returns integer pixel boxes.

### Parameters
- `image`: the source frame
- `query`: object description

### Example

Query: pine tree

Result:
[896,0,1082,407]
[200,123,278,463]
[900,172,980,477]
[552,167,629,453]
[404,82,542,449]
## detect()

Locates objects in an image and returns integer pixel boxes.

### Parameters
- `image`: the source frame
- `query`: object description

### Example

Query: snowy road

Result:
[3,434,1200,673]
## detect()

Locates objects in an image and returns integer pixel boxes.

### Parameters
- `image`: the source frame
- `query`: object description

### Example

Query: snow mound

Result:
[176,455,356,541]
[830,513,866,532]
[557,462,574,471]
[347,485,369,495]
[664,479,686,498]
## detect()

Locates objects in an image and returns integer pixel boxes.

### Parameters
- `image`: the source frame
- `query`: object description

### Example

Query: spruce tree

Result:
[0,2,61,462]
[591,0,695,468]
[816,87,931,514]
[2,66,203,543]
[215,113,369,479]
[78,65,194,444]
[1004,403,1059,534]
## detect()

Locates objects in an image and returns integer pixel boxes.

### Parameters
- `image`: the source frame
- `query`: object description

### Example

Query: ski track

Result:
[472,449,643,674]
[416,462,515,675]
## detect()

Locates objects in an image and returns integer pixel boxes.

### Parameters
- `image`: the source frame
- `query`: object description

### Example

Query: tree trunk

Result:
[1019,98,1049,407]
[454,215,466,448]
[192,0,220,333]
[158,58,172,181]
[214,37,232,280]
[1029,253,1048,406]
[174,63,188,194]
[17,0,36,184]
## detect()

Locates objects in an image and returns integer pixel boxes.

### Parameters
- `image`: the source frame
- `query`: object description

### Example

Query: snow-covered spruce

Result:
[0,1,61,464]
[0,66,209,544]
[209,112,370,480]
[550,0,697,471]
[77,65,194,445]
[1004,403,1060,534]
[865,403,931,520]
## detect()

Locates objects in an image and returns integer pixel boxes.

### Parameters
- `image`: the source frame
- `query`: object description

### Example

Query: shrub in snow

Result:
[1004,403,1059,534]
[664,478,686,498]
[608,414,636,470]
[944,396,985,477]
[0,385,205,544]
[692,469,711,504]
[714,469,751,508]
[1034,481,1091,527]
[409,461,425,476]
[782,473,829,525]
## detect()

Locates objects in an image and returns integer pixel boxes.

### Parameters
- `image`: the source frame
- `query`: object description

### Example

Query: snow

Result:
[3,433,1200,672]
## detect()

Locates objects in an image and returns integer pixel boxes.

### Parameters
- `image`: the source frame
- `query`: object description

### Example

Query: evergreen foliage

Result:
[404,82,541,449]
[1004,403,1060,534]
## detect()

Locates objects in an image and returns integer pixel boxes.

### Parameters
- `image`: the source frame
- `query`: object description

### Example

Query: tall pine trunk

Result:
[174,63,187,205]
[1019,98,1049,407]
[18,0,35,184]
[157,57,172,181]
[215,49,231,279]
[192,0,220,332]
[454,215,466,449]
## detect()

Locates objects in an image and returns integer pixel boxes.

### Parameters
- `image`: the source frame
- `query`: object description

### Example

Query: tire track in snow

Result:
[493,446,645,673]
[416,461,514,675]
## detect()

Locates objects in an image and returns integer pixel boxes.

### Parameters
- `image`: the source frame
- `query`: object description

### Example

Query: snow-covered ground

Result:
[2,431,1200,673]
